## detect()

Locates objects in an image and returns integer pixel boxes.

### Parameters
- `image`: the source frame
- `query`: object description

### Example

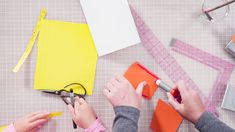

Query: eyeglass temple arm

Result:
[205,0,235,13]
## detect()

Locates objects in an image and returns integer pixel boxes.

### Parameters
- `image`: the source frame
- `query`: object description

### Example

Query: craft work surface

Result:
[0,0,235,132]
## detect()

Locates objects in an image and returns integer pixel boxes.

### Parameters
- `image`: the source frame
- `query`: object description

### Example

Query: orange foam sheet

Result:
[151,99,183,132]
[124,62,158,99]
[232,35,235,42]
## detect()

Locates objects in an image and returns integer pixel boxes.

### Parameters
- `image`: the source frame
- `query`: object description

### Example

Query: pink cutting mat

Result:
[1,0,235,132]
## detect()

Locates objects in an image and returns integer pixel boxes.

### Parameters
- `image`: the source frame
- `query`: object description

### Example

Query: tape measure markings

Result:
[171,39,235,69]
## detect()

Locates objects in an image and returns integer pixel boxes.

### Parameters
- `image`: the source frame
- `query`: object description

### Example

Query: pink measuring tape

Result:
[130,7,235,115]
[130,7,204,99]
[171,39,235,115]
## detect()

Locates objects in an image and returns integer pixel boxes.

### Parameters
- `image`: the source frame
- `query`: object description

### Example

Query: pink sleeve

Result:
[3,124,16,132]
[84,118,107,132]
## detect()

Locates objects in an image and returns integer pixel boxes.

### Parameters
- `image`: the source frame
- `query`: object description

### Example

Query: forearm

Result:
[195,112,235,132]
[113,106,140,132]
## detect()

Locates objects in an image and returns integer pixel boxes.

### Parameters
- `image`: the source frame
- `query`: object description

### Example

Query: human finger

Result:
[30,127,39,132]
[30,125,42,132]
[136,81,147,96]
[167,92,181,111]
[29,118,48,130]
[29,112,50,122]
[110,78,120,87]
[115,75,128,83]
[106,82,115,92]
[74,99,81,115]
[103,89,112,100]
[79,98,86,105]
[68,104,77,119]
[27,111,42,118]
[176,81,188,97]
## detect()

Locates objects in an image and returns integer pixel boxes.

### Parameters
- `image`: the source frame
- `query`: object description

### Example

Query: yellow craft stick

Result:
[48,112,63,118]
[0,125,8,132]
[12,8,46,72]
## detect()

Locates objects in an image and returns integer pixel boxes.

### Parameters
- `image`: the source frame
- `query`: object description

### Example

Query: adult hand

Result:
[103,75,146,109]
[14,111,50,132]
[68,97,97,129]
[167,81,205,124]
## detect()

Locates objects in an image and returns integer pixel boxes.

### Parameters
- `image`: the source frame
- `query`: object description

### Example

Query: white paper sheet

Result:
[80,0,140,56]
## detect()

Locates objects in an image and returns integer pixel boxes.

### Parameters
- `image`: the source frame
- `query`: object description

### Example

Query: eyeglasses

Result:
[202,0,234,22]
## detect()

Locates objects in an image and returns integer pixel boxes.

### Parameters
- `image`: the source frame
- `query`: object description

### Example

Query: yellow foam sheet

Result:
[48,112,63,118]
[34,20,98,95]
[0,125,7,132]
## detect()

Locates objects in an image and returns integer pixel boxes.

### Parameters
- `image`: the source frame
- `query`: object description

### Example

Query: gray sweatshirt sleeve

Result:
[195,112,235,132]
[112,106,140,132]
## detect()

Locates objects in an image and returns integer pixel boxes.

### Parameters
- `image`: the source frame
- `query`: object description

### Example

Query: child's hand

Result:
[14,111,50,132]
[167,81,205,124]
[103,75,146,109]
[68,97,97,129]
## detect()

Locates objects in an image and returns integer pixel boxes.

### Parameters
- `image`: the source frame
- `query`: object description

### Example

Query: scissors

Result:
[42,83,87,129]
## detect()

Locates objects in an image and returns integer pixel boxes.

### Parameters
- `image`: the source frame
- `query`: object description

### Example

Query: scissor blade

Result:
[42,90,58,94]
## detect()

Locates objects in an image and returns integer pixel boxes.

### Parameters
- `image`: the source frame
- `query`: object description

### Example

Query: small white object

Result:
[156,79,161,85]
[80,0,140,56]
[221,85,235,112]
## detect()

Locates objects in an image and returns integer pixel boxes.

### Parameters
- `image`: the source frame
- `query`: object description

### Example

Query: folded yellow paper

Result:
[34,20,98,95]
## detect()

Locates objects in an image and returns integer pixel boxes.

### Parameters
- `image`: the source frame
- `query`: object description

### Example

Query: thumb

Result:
[68,104,76,119]
[167,92,181,111]
[68,105,82,127]
[136,81,147,96]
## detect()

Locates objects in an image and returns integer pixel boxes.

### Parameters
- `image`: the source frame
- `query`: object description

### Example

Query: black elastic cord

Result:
[64,83,87,96]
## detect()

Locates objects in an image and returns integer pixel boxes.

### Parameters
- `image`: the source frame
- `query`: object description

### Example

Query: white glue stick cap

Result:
[156,79,161,85]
